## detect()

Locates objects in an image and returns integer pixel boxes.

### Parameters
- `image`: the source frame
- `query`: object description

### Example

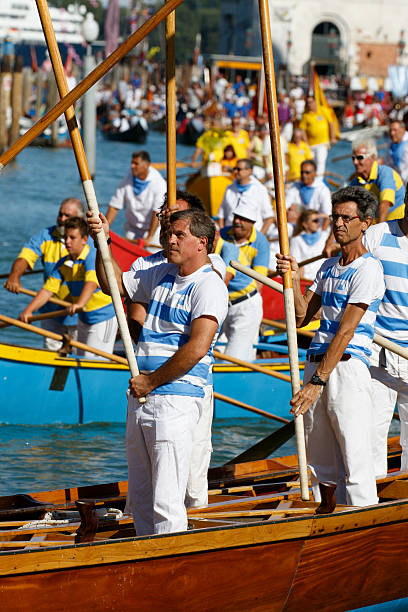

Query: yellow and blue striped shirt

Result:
[220,226,269,302]
[350,161,405,220]
[44,244,115,325]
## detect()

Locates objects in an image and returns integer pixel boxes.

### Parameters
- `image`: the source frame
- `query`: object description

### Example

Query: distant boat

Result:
[103,118,148,144]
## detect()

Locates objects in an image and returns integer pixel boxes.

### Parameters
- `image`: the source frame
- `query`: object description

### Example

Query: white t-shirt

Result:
[308,253,385,366]
[217,176,273,230]
[285,179,332,217]
[123,262,229,397]
[109,166,167,232]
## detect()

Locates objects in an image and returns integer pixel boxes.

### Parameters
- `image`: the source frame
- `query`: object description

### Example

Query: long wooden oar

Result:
[151,161,192,171]
[0,0,185,169]
[269,254,325,278]
[15,286,73,308]
[225,420,296,465]
[165,0,176,210]
[213,349,301,384]
[0,313,127,362]
[0,268,44,281]
[214,392,289,424]
[0,308,73,329]
[35,0,144,400]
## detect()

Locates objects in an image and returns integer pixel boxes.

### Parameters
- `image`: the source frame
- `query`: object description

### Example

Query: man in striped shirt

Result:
[276,186,384,508]
[363,190,408,477]
[88,208,229,535]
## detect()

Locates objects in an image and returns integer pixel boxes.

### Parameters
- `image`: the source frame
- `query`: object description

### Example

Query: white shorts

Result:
[221,291,263,362]
[77,316,118,358]
[40,319,77,352]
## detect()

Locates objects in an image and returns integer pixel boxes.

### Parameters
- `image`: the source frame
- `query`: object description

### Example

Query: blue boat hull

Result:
[0,343,300,424]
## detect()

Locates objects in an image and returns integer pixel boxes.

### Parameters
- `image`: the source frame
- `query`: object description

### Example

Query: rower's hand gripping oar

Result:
[35,0,145,402]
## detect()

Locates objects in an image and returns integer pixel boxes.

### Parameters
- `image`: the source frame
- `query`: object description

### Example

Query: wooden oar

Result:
[165,0,176,210]
[0,308,74,329]
[0,313,128,363]
[0,0,185,168]
[151,161,191,171]
[13,286,72,308]
[213,349,301,384]
[214,392,289,424]
[259,0,308,499]
[269,254,325,278]
[35,0,144,400]
[225,420,296,465]
[0,268,43,280]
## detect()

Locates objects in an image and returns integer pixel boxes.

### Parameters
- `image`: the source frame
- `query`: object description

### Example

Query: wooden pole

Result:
[0,308,73,329]
[213,349,299,384]
[10,56,24,146]
[262,318,315,339]
[46,71,59,147]
[0,313,126,363]
[17,286,73,308]
[34,0,144,399]
[22,67,32,116]
[165,0,177,209]
[0,0,186,169]
[269,254,325,278]
[0,268,44,280]
[35,69,43,123]
[214,392,289,424]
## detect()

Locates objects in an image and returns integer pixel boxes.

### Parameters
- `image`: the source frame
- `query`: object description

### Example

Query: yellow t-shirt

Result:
[223,129,250,160]
[196,129,225,163]
[286,140,313,181]
[299,107,331,146]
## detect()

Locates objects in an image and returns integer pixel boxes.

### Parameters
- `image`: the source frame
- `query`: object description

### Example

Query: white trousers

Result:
[222,292,263,362]
[77,316,118,358]
[126,393,200,536]
[40,318,77,351]
[370,343,408,476]
[185,384,213,508]
[304,359,377,507]
[310,143,329,178]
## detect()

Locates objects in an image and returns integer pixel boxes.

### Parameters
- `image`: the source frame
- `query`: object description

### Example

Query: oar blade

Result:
[225,420,295,465]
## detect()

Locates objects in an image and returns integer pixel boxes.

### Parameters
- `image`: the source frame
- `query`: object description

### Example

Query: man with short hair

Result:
[276,186,385,507]
[299,95,335,178]
[5,197,84,349]
[87,208,228,535]
[18,217,117,356]
[106,150,166,246]
[285,159,331,229]
[220,202,269,361]
[385,120,408,184]
[217,158,273,234]
[350,138,405,222]
[363,190,408,477]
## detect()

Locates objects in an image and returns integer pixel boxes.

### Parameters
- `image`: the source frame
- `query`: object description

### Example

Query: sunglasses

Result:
[310,219,319,223]
[301,170,313,175]
[351,154,371,161]
[234,167,248,172]
[330,214,360,224]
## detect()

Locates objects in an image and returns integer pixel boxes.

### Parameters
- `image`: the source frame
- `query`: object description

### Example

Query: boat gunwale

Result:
[1,497,408,576]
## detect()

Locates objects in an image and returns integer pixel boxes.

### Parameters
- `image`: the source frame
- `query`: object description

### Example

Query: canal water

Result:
[0,129,398,496]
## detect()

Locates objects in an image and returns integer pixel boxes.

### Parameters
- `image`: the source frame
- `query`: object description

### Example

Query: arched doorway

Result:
[311,22,341,75]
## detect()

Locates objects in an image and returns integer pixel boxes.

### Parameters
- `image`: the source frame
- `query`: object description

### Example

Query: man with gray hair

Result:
[349,137,405,222]
[276,186,385,509]
[5,197,85,349]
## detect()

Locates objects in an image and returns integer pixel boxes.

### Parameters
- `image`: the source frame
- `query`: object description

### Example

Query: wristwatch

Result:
[310,373,326,386]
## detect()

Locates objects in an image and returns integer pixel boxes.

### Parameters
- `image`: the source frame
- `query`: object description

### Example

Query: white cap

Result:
[233,201,258,223]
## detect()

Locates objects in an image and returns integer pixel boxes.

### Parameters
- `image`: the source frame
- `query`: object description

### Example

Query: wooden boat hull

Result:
[1,500,408,610]
[0,343,298,424]
[103,122,148,144]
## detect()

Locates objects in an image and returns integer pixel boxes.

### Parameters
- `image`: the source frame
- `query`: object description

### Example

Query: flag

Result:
[310,67,340,139]
[104,0,120,58]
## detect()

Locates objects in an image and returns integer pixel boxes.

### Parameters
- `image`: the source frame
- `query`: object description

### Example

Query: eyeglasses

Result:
[234,166,248,172]
[301,170,313,175]
[310,219,319,223]
[330,214,360,224]
[351,154,372,161]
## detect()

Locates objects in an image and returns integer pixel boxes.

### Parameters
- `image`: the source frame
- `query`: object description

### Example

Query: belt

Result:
[308,353,351,363]
[229,288,258,306]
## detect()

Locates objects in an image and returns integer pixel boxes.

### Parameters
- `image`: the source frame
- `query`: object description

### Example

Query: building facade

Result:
[219,0,408,77]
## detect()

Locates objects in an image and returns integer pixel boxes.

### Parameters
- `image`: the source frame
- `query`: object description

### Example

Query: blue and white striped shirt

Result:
[363,220,408,346]
[123,262,229,397]
[308,253,385,366]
